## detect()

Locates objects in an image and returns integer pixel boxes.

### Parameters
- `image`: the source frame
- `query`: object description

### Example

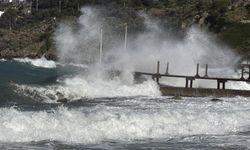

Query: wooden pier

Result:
[135,61,250,97]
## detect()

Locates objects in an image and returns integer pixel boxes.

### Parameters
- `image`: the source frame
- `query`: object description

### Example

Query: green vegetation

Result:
[221,23,250,54]
[0,0,249,59]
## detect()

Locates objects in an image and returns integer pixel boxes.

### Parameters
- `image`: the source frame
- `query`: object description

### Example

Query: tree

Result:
[0,8,18,31]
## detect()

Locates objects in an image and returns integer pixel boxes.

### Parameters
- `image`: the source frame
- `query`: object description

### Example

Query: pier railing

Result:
[135,61,250,90]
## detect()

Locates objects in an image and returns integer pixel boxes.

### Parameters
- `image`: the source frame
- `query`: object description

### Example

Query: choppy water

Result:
[1,58,250,149]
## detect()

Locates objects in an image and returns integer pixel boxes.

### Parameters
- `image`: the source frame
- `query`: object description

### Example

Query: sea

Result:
[1,58,250,150]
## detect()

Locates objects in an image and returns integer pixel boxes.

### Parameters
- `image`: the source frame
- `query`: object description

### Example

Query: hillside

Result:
[0,0,249,60]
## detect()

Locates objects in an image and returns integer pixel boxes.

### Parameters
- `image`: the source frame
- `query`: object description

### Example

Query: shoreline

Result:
[0,51,58,61]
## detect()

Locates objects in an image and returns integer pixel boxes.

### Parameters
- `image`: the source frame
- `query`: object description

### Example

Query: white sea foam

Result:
[14,57,56,68]
[0,58,6,62]
[0,11,4,17]
[1,97,250,144]
[15,72,161,102]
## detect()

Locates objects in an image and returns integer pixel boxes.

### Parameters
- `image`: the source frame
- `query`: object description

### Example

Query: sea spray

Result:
[12,6,249,101]
[14,71,161,102]
[54,7,244,89]
[55,7,101,64]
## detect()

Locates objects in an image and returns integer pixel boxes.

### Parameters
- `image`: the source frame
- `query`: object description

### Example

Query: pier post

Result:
[155,61,160,83]
[185,79,188,88]
[157,61,160,74]
[222,82,225,90]
[204,64,208,77]
[165,62,169,75]
[156,76,159,83]
[217,80,227,90]
[195,64,200,77]
[190,80,193,88]
[217,81,220,89]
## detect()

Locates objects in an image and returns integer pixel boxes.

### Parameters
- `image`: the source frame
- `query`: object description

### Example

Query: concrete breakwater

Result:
[160,86,250,97]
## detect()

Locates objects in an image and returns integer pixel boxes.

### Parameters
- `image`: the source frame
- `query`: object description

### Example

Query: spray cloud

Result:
[56,7,239,71]
[15,6,248,102]
[54,7,241,88]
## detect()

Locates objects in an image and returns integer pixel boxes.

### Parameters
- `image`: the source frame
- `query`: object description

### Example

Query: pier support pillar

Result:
[185,77,195,88]
[156,76,159,83]
[217,79,227,90]
[153,74,161,84]
[190,80,193,88]
[185,79,188,88]
[154,61,161,84]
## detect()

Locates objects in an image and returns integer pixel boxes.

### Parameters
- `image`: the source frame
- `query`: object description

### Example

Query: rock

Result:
[149,8,166,16]
[169,95,183,100]
[44,50,58,61]
[57,98,68,103]
[211,98,223,102]
[56,92,64,99]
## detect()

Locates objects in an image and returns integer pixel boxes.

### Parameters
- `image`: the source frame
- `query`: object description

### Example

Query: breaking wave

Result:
[13,57,56,68]
[14,74,161,102]
[1,97,250,144]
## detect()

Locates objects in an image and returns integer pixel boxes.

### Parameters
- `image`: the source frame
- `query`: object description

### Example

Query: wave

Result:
[1,98,250,144]
[0,58,6,62]
[14,74,161,102]
[13,57,56,68]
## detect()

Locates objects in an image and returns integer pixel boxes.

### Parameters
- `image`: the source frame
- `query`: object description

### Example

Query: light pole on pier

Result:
[124,24,128,50]
[99,28,103,65]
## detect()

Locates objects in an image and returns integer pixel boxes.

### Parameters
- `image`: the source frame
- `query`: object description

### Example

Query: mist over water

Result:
[53,7,245,90]
[56,7,238,70]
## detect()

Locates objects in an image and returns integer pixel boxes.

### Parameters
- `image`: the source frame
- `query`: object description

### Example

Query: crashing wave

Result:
[14,75,161,103]
[1,98,250,144]
[13,57,56,68]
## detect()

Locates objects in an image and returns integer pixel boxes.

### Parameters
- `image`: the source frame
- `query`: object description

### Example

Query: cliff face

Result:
[0,19,56,59]
[0,0,249,60]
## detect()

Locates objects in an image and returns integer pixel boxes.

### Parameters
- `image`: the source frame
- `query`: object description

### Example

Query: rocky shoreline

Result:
[0,49,57,60]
